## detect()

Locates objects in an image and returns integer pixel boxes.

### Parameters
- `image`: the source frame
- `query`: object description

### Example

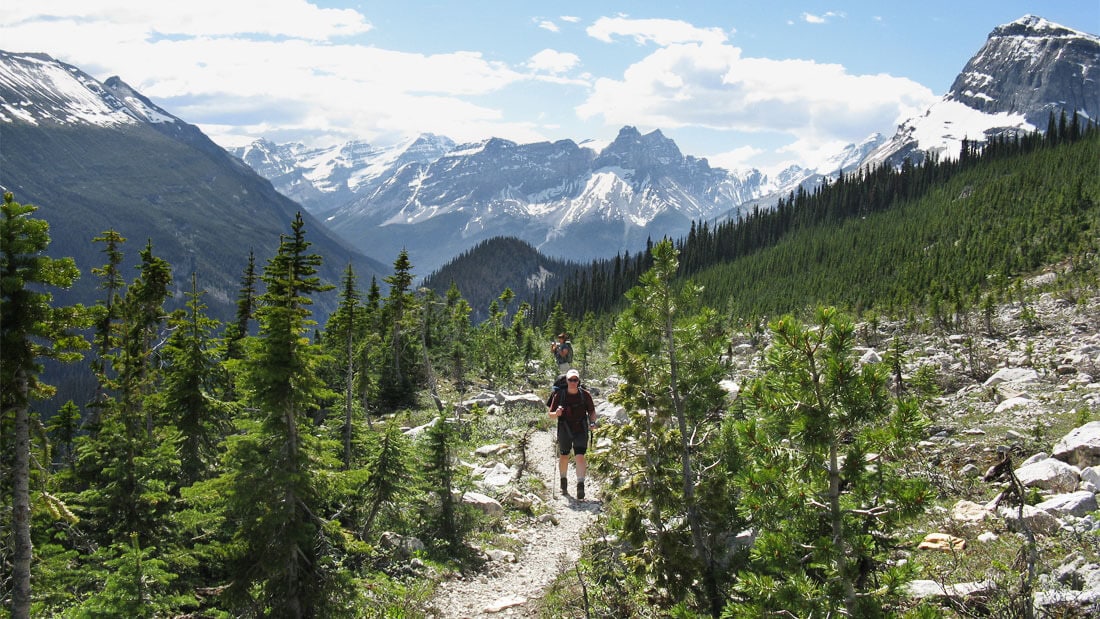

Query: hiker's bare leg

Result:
[576,455,587,479]
[559,454,570,478]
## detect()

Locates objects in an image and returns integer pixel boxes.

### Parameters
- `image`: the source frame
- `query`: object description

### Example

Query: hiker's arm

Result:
[548,394,562,418]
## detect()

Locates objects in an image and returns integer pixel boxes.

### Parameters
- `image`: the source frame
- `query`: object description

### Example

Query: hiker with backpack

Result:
[547,368,596,499]
[550,332,573,373]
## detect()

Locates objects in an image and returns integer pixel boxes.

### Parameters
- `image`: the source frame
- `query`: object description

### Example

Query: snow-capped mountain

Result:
[320,126,770,271]
[863,15,1099,168]
[0,50,383,321]
[0,52,176,128]
[229,134,455,214]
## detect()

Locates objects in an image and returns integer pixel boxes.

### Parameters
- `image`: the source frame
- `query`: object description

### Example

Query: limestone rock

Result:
[1052,421,1100,468]
[907,579,996,601]
[462,491,504,516]
[983,367,1039,388]
[998,504,1062,536]
[1081,465,1100,488]
[379,532,425,558]
[1014,458,1081,493]
[994,396,1033,414]
[951,500,993,523]
[475,443,510,456]
[1036,491,1098,518]
[483,595,526,613]
[472,462,515,488]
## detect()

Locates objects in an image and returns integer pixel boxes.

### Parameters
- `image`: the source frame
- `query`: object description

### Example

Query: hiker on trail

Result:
[551,332,573,373]
[547,368,596,499]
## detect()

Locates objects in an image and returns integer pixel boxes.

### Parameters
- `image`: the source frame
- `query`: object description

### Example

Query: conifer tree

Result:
[604,239,731,612]
[380,250,419,408]
[1,192,89,619]
[729,307,930,617]
[359,423,411,538]
[422,414,464,552]
[46,400,82,472]
[87,229,126,430]
[161,273,227,485]
[224,248,257,362]
[76,239,178,545]
[223,213,350,616]
[323,263,364,469]
[444,282,472,388]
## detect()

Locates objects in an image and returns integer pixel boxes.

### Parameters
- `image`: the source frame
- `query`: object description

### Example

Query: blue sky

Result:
[3,1,1096,172]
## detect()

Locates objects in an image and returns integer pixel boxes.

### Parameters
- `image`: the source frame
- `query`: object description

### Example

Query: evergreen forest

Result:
[2,121,1099,617]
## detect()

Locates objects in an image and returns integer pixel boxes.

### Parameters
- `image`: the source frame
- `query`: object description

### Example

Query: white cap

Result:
[566,369,580,379]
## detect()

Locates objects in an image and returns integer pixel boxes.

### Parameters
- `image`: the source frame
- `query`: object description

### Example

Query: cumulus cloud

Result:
[587,16,728,46]
[578,17,935,168]
[3,1,533,147]
[802,11,846,25]
[4,0,372,40]
[538,20,559,33]
[527,49,581,74]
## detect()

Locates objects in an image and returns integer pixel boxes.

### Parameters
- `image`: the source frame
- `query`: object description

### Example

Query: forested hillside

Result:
[537,120,1099,324]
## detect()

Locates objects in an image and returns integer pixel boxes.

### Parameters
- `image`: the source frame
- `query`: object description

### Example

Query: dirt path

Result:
[428,428,602,618]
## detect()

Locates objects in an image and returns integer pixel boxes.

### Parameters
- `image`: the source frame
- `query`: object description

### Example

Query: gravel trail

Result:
[428,428,602,618]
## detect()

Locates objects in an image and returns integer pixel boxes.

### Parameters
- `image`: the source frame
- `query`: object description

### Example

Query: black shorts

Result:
[557,423,589,455]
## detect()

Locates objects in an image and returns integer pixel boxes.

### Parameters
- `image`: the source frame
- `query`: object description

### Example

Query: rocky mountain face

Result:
[0,50,384,321]
[229,134,455,214]
[315,126,773,272]
[864,15,1100,169]
[949,16,1099,125]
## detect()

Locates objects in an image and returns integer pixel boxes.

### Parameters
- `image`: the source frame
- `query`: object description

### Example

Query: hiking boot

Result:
[560,477,568,495]
[577,481,585,500]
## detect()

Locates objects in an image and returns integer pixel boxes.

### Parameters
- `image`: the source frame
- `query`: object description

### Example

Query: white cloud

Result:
[3,2,538,148]
[577,18,935,167]
[560,15,580,23]
[802,11,845,25]
[527,49,580,74]
[4,0,372,40]
[538,20,559,33]
[705,145,765,171]
[587,16,728,46]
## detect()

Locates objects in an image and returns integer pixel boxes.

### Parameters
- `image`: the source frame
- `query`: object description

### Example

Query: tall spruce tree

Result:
[223,213,351,616]
[323,263,364,469]
[380,250,419,409]
[161,274,227,485]
[86,229,126,431]
[224,248,257,363]
[1,193,88,619]
[76,240,178,545]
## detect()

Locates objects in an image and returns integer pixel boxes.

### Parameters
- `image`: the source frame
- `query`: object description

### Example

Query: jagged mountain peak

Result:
[861,14,1098,170]
[0,50,177,129]
[946,15,1098,121]
[999,14,1086,37]
[595,125,684,170]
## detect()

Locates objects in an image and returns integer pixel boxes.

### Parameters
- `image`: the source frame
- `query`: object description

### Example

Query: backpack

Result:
[561,341,574,363]
[547,379,594,432]
[546,373,586,407]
